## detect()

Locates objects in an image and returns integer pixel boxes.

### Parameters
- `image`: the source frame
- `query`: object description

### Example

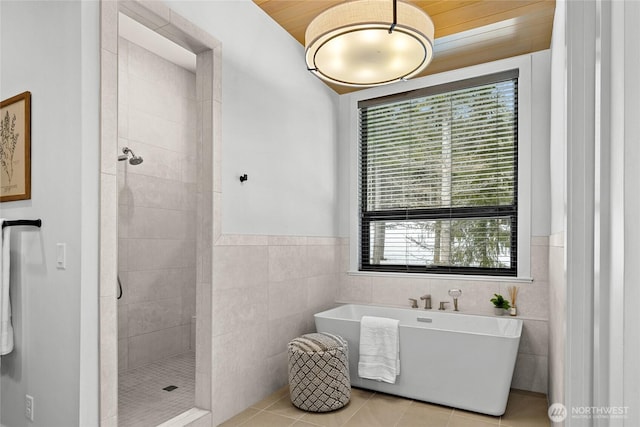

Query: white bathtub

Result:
[314,304,522,416]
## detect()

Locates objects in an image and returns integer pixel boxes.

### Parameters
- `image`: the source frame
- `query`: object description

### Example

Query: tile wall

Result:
[211,235,341,424]
[100,3,219,425]
[337,236,550,394]
[548,231,565,407]
[212,234,551,424]
[100,1,120,424]
[117,37,197,371]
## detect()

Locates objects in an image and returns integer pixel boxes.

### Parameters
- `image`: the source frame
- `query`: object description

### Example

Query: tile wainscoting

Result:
[214,234,550,425]
[547,231,565,408]
[337,236,550,394]
[211,235,342,424]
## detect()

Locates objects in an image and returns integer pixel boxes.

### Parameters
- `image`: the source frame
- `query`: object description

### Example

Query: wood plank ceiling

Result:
[253,0,556,94]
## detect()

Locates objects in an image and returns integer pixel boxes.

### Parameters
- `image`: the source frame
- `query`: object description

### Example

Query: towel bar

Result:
[2,219,42,229]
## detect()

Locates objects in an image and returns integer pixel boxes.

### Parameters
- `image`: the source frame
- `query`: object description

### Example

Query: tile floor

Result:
[119,352,195,427]
[220,386,550,427]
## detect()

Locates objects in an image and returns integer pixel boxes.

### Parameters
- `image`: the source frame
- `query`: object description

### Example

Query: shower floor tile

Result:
[119,352,195,427]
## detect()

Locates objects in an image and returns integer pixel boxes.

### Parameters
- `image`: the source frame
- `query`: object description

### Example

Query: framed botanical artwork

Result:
[0,91,31,202]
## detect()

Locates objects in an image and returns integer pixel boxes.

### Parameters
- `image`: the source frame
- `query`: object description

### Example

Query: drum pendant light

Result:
[305,0,435,87]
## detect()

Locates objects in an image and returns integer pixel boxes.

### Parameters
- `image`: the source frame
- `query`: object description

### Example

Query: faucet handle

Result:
[409,298,418,308]
[420,294,432,309]
[448,288,462,298]
[438,301,450,310]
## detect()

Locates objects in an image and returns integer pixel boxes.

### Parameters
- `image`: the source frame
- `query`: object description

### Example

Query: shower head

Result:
[118,147,143,165]
[128,155,143,165]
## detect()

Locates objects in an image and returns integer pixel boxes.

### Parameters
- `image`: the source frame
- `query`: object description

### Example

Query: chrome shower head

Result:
[118,147,143,165]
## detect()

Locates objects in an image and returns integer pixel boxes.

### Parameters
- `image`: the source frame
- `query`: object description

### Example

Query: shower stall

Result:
[99,1,219,424]
[116,24,198,426]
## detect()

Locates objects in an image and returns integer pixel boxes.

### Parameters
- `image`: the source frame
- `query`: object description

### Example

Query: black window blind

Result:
[359,70,518,276]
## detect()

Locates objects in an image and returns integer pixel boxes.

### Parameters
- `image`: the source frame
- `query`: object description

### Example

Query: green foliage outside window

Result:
[360,74,517,274]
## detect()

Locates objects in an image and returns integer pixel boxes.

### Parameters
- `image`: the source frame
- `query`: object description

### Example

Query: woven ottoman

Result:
[287,332,351,412]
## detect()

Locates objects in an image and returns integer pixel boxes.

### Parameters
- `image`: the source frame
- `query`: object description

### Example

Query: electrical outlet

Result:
[25,394,34,422]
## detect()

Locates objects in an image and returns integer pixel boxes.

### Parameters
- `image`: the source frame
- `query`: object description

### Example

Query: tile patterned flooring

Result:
[221,386,551,427]
[119,352,195,427]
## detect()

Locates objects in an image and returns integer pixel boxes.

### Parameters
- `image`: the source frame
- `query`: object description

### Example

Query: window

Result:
[358,70,518,276]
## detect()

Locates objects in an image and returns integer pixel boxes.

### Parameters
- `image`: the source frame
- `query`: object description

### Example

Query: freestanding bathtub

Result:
[314,304,522,416]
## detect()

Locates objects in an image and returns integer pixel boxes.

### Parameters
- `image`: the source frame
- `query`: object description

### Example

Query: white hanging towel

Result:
[0,220,13,355]
[358,315,400,384]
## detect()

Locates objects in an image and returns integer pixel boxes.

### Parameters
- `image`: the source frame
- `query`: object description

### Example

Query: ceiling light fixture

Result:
[305,0,435,87]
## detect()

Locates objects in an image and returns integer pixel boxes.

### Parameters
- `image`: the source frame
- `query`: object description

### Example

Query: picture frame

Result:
[0,91,31,202]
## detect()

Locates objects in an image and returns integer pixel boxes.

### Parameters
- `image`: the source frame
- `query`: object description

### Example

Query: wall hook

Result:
[240,174,248,183]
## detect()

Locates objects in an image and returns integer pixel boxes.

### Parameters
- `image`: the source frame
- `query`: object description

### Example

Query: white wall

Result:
[0,1,100,427]
[166,0,340,238]
[530,51,552,237]
[621,3,640,419]
[549,3,567,236]
[597,0,640,423]
[552,2,640,425]
[547,0,566,412]
[564,0,597,421]
[547,5,569,407]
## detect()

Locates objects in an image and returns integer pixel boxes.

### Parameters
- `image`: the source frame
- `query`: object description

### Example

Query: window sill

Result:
[346,270,534,283]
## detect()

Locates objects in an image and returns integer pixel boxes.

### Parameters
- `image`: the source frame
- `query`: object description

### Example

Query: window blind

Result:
[359,71,518,275]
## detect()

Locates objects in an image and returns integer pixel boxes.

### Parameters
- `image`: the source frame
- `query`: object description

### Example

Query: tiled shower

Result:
[116,34,198,424]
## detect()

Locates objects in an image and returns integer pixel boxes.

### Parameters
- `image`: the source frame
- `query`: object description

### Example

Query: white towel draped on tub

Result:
[358,315,400,384]
[0,220,13,355]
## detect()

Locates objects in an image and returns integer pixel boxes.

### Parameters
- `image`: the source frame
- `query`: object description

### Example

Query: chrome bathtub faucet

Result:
[438,301,449,310]
[420,294,432,309]
[409,298,418,308]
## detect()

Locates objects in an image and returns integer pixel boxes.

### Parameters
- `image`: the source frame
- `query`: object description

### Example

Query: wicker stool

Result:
[287,332,351,412]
